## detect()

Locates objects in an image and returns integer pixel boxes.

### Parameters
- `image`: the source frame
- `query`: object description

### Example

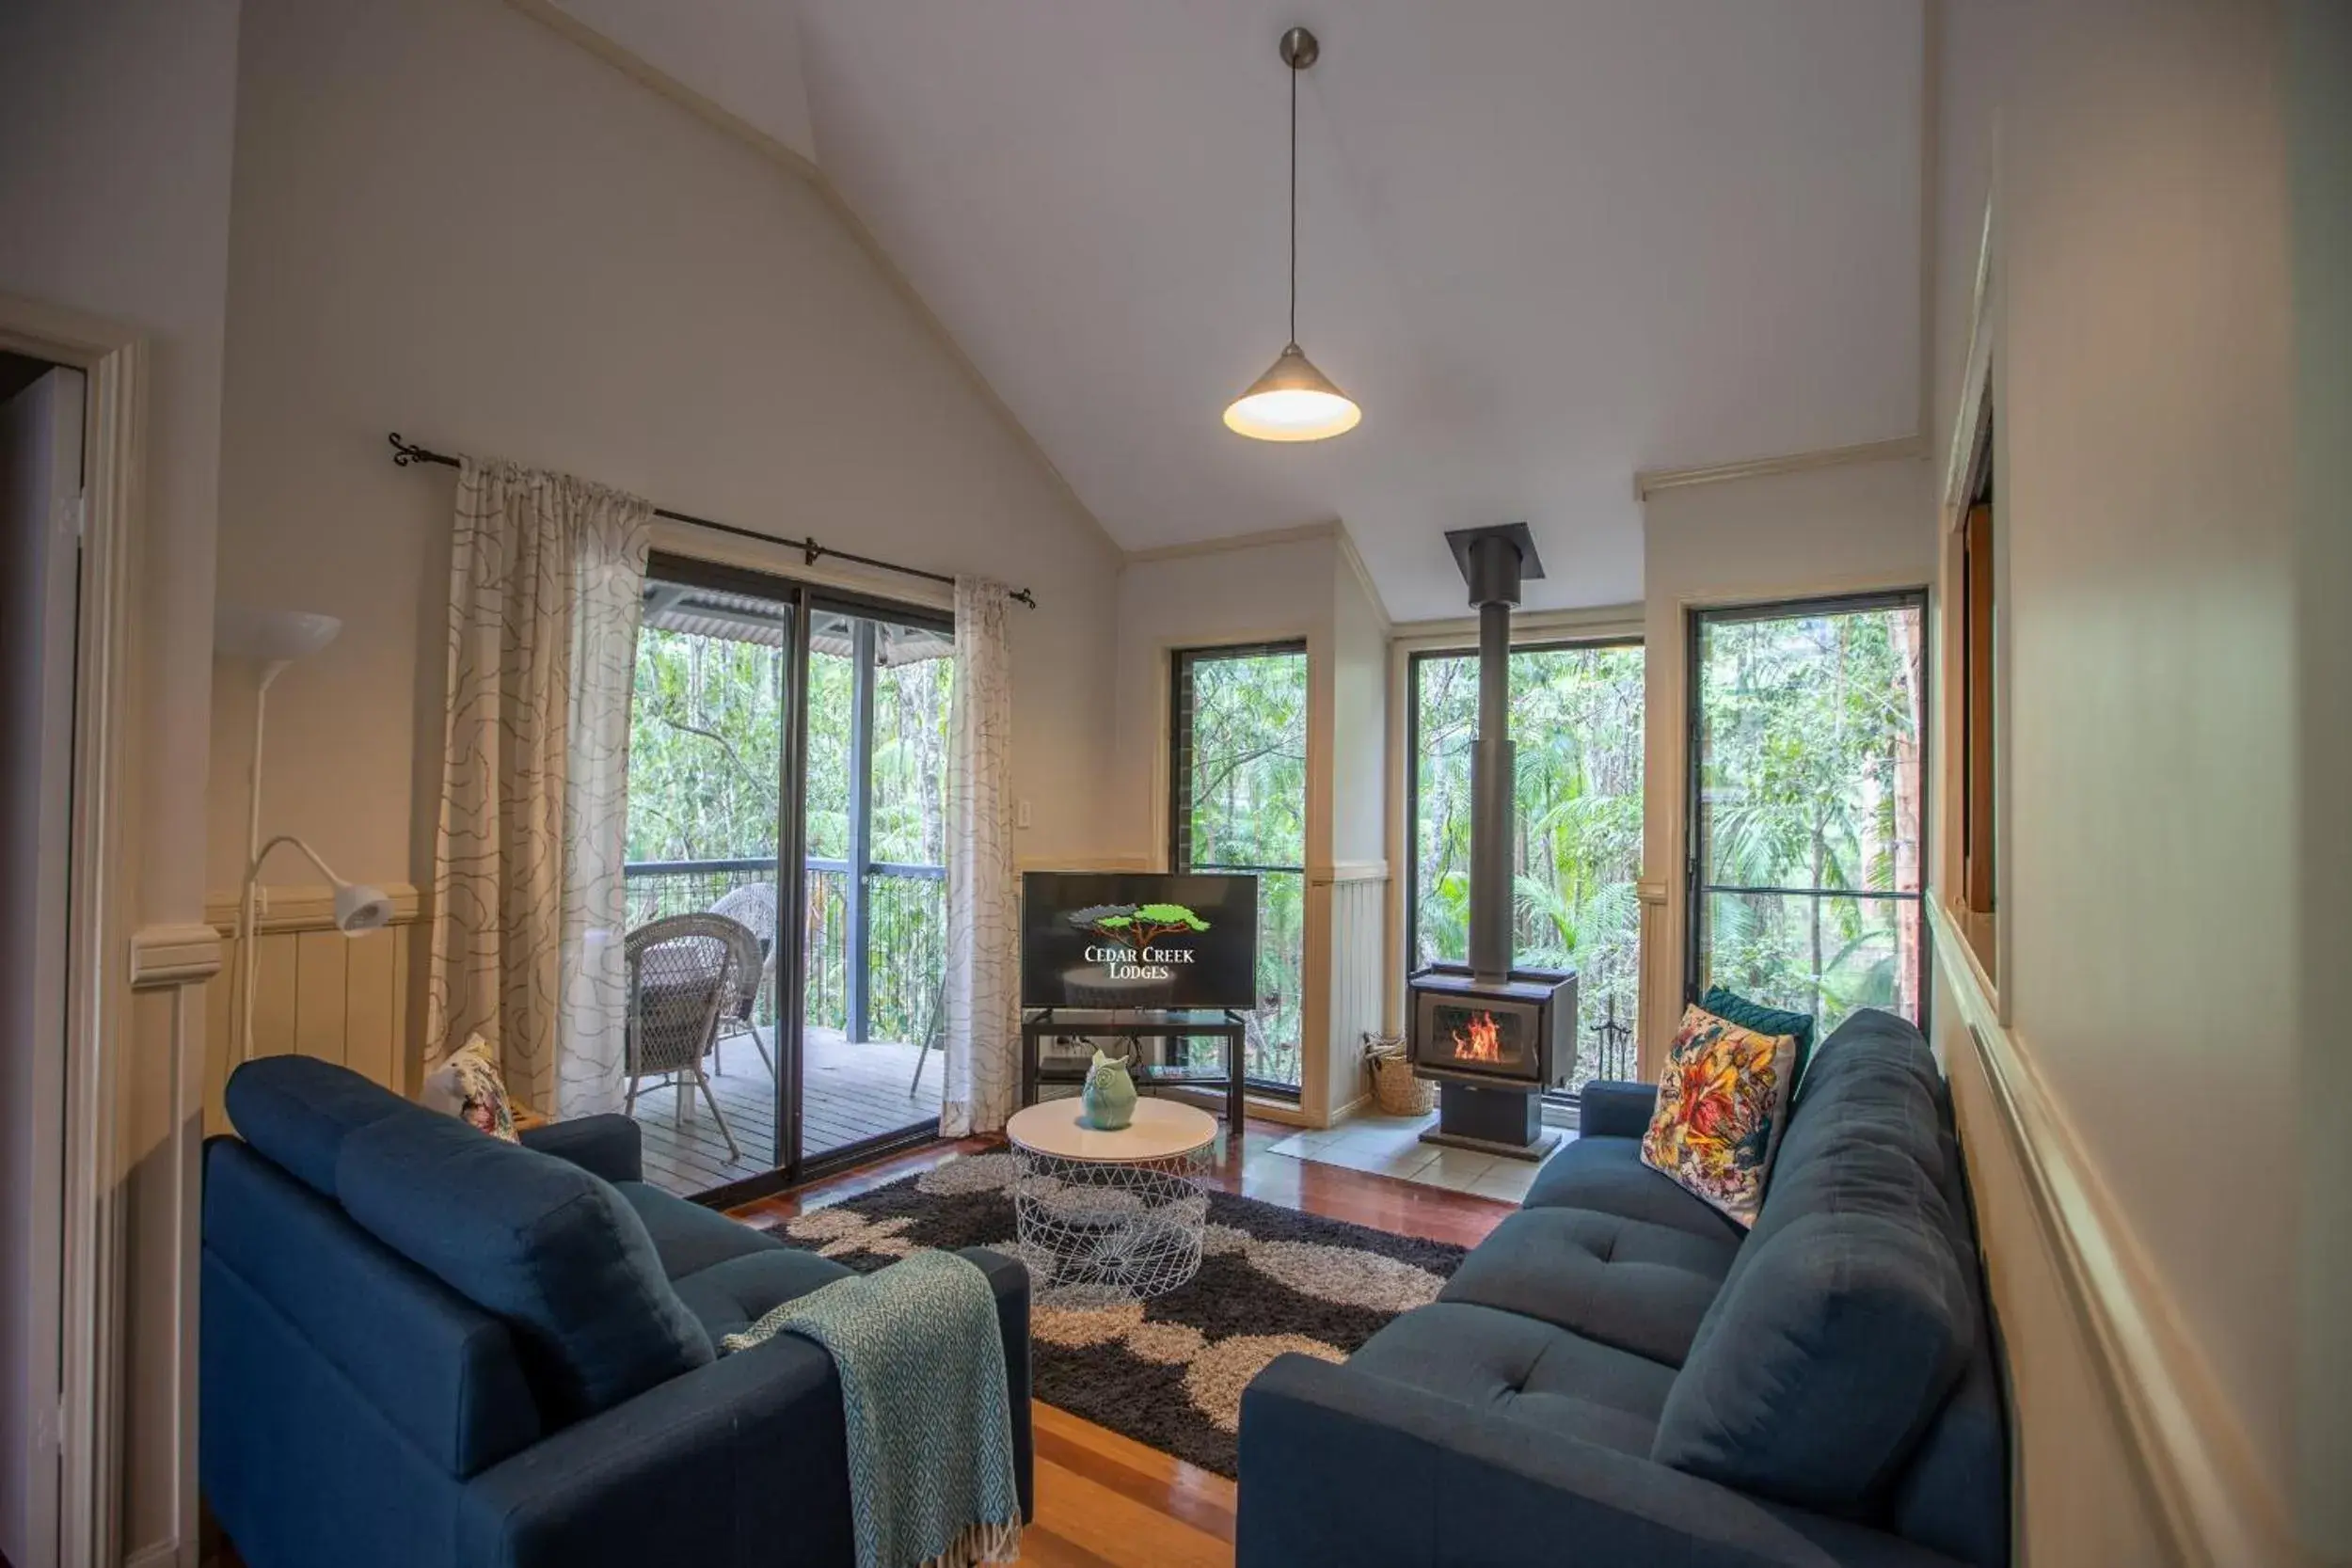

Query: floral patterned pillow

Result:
[1640,1004,1800,1228]
[421,1035,519,1143]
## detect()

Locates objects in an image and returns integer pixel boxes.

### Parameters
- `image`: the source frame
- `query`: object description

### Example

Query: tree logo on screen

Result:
[1070,903,1209,980]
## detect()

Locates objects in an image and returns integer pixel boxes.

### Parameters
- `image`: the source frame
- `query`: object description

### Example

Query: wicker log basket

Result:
[1362,1032,1437,1117]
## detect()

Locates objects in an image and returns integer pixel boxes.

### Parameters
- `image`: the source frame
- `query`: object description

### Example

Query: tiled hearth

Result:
[1263,1110,1574,1203]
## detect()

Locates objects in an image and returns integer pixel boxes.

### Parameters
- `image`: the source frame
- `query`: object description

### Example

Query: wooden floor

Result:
[730,1118,1518,1568]
[633,1026,939,1195]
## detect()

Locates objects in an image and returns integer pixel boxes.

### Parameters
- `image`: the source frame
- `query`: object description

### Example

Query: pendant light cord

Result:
[1288,55,1299,347]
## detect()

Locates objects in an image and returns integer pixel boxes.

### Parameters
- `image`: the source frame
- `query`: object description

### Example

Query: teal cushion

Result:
[335,1112,714,1423]
[1701,986,1817,1085]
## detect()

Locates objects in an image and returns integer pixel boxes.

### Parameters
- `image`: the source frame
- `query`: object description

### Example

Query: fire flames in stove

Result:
[1451,1009,1505,1064]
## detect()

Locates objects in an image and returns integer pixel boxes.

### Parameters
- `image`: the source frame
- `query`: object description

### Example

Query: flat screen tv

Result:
[1020,872,1260,1011]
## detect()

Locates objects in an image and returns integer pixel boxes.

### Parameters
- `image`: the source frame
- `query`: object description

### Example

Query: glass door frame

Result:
[1682,587,1932,1028]
[643,552,950,1205]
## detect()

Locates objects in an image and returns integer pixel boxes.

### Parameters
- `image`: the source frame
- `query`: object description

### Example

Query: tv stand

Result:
[1019,1008,1248,1131]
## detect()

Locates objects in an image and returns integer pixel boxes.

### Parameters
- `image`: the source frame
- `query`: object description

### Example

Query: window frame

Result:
[1168,638,1311,1099]
[1403,633,1647,1098]
[1683,588,1932,1030]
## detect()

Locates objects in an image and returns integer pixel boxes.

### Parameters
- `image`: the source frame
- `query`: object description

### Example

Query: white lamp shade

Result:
[333,882,394,934]
[1223,344,1362,442]
[215,605,342,664]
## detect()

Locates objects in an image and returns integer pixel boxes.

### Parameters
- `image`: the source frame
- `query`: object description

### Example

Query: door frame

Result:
[0,292,216,1567]
[639,552,949,1207]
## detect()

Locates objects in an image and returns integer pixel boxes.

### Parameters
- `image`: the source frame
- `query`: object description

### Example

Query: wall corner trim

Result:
[128,925,225,990]
[1928,900,2307,1568]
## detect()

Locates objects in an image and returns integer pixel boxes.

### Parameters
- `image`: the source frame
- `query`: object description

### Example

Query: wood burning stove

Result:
[1409,966,1574,1089]
[1408,524,1579,1161]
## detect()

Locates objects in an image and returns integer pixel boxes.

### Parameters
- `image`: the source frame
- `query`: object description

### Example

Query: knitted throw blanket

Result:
[723,1249,1022,1568]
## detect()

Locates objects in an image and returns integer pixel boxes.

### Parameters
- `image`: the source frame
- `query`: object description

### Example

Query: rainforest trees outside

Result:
[1171,644,1310,1087]
[626,617,953,1051]
[1413,642,1647,1091]
[1691,598,1927,1029]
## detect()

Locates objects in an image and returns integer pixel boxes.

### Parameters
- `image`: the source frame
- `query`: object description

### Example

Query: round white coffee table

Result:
[1005,1098,1218,1308]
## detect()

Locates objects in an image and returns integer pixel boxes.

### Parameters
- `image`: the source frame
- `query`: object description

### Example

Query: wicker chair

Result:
[623,912,757,1161]
[707,882,778,1078]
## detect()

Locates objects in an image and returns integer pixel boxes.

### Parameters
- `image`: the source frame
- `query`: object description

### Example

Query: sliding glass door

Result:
[798,603,953,1162]
[623,558,949,1196]
[1687,593,1928,1030]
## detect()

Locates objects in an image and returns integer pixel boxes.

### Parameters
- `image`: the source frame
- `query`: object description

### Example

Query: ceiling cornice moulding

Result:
[500,0,1124,563]
[1123,519,1341,566]
[1632,436,1925,502]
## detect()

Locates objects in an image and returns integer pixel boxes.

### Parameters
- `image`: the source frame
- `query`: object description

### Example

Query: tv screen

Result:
[1021,872,1260,1011]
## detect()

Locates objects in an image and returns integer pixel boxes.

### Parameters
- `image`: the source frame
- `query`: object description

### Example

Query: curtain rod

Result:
[386,433,1038,609]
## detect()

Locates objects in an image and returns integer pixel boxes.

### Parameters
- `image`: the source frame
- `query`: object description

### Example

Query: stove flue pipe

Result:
[1464,531,1524,984]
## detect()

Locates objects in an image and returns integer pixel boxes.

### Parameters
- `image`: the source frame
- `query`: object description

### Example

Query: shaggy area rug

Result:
[754,1150,1469,1478]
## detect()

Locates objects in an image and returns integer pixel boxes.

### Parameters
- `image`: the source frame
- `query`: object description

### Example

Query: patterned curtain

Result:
[940,578,1020,1135]
[423,458,653,1118]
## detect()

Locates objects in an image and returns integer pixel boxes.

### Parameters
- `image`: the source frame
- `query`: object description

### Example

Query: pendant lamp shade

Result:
[1224,343,1362,441]
[1226,26,1359,442]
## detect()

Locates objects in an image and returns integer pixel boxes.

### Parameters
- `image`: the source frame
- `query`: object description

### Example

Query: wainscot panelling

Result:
[1928,900,2300,1568]
[202,884,423,1134]
[1315,864,1388,1124]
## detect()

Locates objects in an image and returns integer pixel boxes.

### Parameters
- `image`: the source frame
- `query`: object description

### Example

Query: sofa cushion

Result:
[225,1055,423,1198]
[1654,1202,1971,1511]
[1438,1207,1736,1368]
[1350,1302,1677,1457]
[335,1111,714,1423]
[1701,986,1817,1086]
[613,1180,783,1280]
[1640,1004,1801,1228]
[673,1248,856,1345]
[1521,1136,1747,1246]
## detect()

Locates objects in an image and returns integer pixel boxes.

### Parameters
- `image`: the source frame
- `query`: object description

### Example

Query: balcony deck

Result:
[629,1025,938,1196]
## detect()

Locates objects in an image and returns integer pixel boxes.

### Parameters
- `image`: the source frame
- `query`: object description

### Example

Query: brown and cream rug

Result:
[755,1150,1468,1478]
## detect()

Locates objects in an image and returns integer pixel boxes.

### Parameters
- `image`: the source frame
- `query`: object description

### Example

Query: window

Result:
[1407,640,1645,1091]
[1688,594,1929,1031]
[1170,642,1308,1092]
[1952,436,1998,980]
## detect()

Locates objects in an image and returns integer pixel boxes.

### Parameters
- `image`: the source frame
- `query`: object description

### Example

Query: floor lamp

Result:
[215,607,392,1062]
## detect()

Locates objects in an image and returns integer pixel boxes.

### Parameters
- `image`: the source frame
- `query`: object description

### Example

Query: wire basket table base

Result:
[1011,1148,1212,1309]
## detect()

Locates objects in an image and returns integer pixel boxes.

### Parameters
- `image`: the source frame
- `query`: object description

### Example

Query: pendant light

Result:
[1224,26,1361,442]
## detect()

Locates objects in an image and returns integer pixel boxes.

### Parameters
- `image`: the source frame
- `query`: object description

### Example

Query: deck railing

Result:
[624,856,946,1049]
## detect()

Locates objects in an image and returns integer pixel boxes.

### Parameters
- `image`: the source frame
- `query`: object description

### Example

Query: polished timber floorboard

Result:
[730,1118,1518,1568]
[210,1119,1515,1568]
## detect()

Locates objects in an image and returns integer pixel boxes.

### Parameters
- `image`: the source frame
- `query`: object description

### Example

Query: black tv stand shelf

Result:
[1019,1008,1248,1130]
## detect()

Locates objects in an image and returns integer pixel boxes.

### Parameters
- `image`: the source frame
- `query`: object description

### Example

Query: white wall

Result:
[1104,535,1339,865]
[206,0,1123,951]
[0,2,242,1559]
[1106,530,1395,1122]
[1925,0,2343,1559]
[1636,454,1937,1066]
[1329,550,1391,868]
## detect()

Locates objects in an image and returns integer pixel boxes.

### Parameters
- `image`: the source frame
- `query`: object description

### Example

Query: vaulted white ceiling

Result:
[550,0,1925,621]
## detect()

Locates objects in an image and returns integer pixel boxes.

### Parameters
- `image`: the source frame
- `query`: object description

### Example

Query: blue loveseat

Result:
[1237,1009,2007,1567]
[200,1056,1032,1568]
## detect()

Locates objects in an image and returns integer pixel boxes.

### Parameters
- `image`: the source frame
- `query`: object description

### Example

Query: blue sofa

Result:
[1237,1009,2008,1567]
[200,1057,1031,1568]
